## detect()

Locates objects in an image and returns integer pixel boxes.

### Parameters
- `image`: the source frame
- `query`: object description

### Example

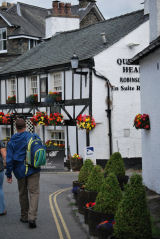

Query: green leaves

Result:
[114,174,152,239]
[94,173,122,214]
[85,165,103,192]
[78,159,94,184]
[104,152,125,177]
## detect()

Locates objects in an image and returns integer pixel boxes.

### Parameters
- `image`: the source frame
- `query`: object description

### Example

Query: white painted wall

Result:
[45,17,80,38]
[93,21,149,160]
[140,48,160,193]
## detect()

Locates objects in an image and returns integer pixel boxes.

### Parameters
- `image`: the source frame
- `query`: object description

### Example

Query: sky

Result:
[0,0,144,19]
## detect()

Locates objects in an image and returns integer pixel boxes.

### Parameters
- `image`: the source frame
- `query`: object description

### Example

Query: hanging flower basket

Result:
[2,114,12,125]
[48,113,64,126]
[133,114,150,130]
[45,92,62,103]
[30,112,49,126]
[26,94,38,104]
[76,114,96,131]
[6,95,16,104]
[0,112,4,123]
[45,140,65,150]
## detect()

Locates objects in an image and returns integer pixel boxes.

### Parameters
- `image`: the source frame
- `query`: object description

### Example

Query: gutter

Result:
[93,68,113,156]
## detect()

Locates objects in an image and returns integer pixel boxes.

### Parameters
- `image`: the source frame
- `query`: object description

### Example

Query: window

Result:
[30,76,38,94]
[40,76,48,97]
[8,78,16,96]
[0,28,7,52]
[53,73,62,92]
[29,39,37,50]
[50,130,65,145]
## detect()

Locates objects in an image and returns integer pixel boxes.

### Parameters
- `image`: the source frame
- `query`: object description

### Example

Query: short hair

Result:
[16,118,26,130]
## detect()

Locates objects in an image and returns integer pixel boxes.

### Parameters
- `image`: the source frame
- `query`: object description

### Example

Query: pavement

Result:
[1,169,160,239]
[0,171,88,239]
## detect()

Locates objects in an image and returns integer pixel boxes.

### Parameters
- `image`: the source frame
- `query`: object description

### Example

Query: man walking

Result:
[6,118,40,228]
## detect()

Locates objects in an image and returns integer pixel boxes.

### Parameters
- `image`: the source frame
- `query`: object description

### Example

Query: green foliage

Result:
[78,159,94,184]
[114,174,152,239]
[104,152,125,177]
[85,165,104,192]
[94,173,122,214]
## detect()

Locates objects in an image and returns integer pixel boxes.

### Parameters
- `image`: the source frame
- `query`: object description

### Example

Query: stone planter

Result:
[88,207,114,237]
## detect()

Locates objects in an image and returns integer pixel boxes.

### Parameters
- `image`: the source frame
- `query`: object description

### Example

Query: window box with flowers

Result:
[6,95,16,104]
[133,114,150,130]
[26,94,38,104]
[76,114,96,131]
[45,140,65,151]
[30,112,49,126]
[48,113,64,126]
[70,153,83,171]
[45,92,62,104]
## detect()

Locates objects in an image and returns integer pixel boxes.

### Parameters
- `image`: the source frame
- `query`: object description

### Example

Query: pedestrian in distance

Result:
[6,118,41,228]
[0,140,7,216]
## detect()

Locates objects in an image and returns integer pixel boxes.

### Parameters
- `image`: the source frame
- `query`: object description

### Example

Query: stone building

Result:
[0,0,104,67]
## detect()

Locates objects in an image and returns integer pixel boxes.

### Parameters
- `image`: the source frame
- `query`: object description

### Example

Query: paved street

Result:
[0,172,88,239]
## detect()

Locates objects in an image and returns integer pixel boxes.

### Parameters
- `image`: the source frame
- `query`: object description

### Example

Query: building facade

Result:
[0,9,149,167]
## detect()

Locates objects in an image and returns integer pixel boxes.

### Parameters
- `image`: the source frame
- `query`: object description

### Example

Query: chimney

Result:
[65,3,71,16]
[149,0,160,42]
[59,2,65,16]
[101,32,107,44]
[52,1,59,15]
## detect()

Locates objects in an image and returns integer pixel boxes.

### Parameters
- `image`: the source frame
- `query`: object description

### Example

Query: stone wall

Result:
[80,9,100,28]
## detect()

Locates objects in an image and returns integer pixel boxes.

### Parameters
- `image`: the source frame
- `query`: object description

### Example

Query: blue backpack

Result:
[25,134,46,174]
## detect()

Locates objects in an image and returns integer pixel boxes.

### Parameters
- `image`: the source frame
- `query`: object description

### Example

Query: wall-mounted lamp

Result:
[71,53,88,76]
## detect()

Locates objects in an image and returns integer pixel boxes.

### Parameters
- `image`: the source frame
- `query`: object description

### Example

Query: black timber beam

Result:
[0,99,90,110]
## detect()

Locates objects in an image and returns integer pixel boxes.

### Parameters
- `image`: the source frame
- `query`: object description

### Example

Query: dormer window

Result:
[0,28,7,52]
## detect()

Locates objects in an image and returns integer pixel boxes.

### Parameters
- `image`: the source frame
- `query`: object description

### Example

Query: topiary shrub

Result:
[85,165,104,192]
[94,173,122,215]
[114,174,152,239]
[78,159,94,184]
[104,152,125,178]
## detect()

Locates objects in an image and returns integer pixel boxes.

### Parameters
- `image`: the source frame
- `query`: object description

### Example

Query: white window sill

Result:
[0,50,7,54]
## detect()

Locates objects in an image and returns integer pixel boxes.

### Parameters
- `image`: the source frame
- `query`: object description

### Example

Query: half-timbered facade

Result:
[0,9,150,166]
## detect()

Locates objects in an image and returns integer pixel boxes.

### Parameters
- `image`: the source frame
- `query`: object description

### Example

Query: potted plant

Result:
[30,112,49,126]
[88,173,122,237]
[72,159,94,205]
[45,91,62,103]
[114,174,152,239]
[6,95,16,104]
[133,113,150,130]
[26,94,38,104]
[48,113,64,126]
[104,152,128,190]
[78,165,103,215]
[70,153,83,172]
[76,114,96,131]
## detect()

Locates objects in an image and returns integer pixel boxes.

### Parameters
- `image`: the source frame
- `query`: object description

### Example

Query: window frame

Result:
[0,28,7,53]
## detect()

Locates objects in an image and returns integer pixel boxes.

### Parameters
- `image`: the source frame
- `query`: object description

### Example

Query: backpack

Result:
[25,134,46,175]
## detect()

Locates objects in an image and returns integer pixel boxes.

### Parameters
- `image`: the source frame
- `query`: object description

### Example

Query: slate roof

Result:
[130,36,160,64]
[0,1,104,39]
[1,2,48,38]
[0,9,148,76]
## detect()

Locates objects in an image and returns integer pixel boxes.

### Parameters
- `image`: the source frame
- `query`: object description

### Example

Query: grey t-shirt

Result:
[0,141,5,172]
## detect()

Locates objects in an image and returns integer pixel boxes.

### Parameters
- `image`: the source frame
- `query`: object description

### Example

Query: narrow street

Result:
[0,172,88,239]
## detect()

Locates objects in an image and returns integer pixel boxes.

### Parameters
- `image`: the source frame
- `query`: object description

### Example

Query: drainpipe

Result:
[93,68,113,156]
